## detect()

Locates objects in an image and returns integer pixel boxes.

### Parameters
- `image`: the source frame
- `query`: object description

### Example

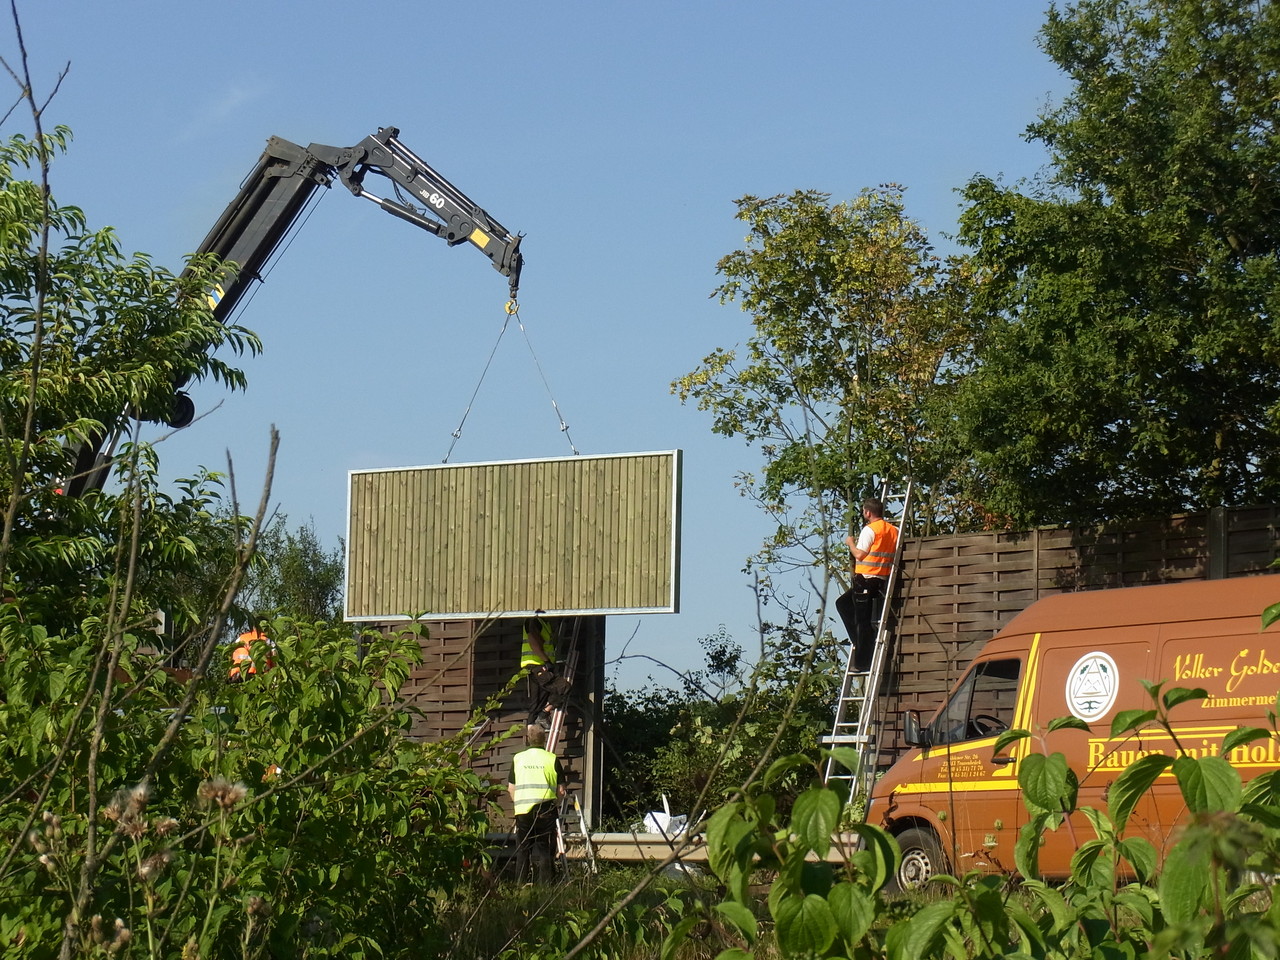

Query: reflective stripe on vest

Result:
[854,519,899,578]
[511,747,558,815]
[520,619,555,668]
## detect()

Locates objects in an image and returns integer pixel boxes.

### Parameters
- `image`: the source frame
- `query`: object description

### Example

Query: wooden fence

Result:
[394,616,606,827]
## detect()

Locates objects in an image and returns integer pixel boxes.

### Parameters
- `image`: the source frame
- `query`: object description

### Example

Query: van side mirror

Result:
[903,710,927,747]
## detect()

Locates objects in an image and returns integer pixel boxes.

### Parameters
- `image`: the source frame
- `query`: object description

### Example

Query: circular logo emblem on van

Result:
[1066,652,1119,722]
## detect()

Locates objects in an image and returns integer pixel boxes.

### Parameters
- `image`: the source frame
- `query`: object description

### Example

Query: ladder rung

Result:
[820,734,870,745]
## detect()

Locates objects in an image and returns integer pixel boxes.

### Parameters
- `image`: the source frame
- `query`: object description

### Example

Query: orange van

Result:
[865,574,1280,889]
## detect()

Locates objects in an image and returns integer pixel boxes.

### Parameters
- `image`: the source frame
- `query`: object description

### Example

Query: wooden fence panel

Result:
[387,615,606,828]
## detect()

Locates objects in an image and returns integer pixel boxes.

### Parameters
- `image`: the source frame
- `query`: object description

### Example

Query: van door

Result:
[1029,625,1157,876]
[909,657,1025,875]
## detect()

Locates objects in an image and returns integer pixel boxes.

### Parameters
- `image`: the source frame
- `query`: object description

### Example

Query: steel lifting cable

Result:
[442,310,513,463]
[442,301,580,462]
[510,301,579,456]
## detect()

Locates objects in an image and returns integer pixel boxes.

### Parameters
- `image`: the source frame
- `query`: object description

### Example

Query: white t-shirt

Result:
[856,524,886,580]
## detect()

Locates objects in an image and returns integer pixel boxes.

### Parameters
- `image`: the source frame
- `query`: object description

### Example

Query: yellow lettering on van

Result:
[1088,740,1107,769]
[1227,648,1280,694]
[1229,738,1280,767]
[1174,653,1222,681]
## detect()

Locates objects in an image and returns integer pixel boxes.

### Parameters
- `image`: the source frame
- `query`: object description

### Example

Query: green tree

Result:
[0,122,256,639]
[238,514,345,627]
[603,622,842,824]
[0,46,495,957]
[952,0,1280,527]
[674,188,973,612]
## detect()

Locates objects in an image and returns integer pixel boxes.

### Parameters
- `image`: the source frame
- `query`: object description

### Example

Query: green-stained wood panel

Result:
[345,450,681,620]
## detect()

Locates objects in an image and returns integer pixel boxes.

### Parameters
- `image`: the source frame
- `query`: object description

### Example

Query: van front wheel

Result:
[890,827,946,893]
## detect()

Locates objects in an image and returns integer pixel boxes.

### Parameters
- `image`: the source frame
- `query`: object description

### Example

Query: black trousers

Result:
[835,575,886,672]
[514,799,558,883]
[526,665,571,724]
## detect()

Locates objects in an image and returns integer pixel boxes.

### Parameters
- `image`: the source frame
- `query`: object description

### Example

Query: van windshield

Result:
[928,658,1022,744]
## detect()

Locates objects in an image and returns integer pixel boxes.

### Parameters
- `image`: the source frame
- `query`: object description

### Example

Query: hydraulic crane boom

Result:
[197,125,523,324]
[65,126,523,497]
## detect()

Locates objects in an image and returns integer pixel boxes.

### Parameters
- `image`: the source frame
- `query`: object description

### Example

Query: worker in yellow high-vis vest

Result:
[507,724,565,883]
[521,611,571,725]
[835,497,900,672]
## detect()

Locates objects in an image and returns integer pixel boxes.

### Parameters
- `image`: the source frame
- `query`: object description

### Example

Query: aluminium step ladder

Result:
[545,616,583,753]
[545,617,593,872]
[822,480,913,805]
[555,788,597,873]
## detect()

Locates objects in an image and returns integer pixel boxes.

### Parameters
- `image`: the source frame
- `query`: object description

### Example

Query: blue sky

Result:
[10,2,1066,688]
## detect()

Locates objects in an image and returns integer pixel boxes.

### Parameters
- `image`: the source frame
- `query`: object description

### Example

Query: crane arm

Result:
[195,125,522,322]
[63,126,522,497]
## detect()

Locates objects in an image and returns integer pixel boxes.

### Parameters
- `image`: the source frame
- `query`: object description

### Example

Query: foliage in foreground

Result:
[659,683,1280,960]
[0,104,499,958]
[0,618,494,959]
[440,865,723,960]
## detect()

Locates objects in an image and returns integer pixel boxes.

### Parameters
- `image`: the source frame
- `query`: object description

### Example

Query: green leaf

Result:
[1117,836,1157,883]
[764,752,811,787]
[1158,836,1213,924]
[901,900,955,957]
[1222,726,1272,755]
[1014,817,1047,881]
[661,914,704,960]
[1018,879,1070,932]
[1172,754,1241,813]
[1018,752,1075,814]
[845,822,898,892]
[1111,709,1157,738]
[1262,601,1280,630]
[1046,715,1092,733]
[1069,838,1110,887]
[713,902,757,946]
[706,804,753,882]
[790,787,841,858]
[1004,899,1049,955]
[1078,805,1114,841]
[993,727,1030,755]
[822,745,862,775]
[727,862,750,904]
[773,893,837,957]
[1114,888,1156,928]
[827,881,875,948]
[1162,686,1207,711]
[1108,753,1173,832]
[711,950,754,960]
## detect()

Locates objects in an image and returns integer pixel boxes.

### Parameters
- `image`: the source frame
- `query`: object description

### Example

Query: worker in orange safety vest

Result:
[834,497,900,673]
[229,627,275,682]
